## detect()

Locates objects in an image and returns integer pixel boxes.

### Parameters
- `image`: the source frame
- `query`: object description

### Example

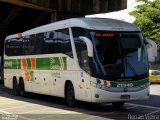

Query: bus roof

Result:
[5,18,140,39]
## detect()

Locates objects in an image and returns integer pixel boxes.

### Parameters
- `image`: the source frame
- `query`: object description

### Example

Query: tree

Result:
[129,0,160,43]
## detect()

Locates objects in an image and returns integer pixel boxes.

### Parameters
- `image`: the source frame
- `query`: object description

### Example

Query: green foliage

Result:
[129,0,160,43]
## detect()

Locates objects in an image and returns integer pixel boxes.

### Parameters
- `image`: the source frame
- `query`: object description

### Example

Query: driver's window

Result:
[71,27,90,74]
[75,39,91,74]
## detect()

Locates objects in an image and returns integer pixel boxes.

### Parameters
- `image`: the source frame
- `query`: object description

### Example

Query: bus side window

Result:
[5,40,11,56]
[56,29,73,58]
[35,33,44,54]
[43,29,73,57]
[5,40,12,56]
[5,38,22,56]
[22,35,31,55]
[44,31,55,53]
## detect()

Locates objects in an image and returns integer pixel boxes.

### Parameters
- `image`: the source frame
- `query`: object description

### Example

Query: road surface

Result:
[0,84,159,120]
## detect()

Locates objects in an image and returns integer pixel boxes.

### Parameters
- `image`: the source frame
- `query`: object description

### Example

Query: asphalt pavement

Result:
[0,83,159,120]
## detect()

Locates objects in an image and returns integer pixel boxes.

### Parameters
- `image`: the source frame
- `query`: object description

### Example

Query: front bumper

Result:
[91,86,150,103]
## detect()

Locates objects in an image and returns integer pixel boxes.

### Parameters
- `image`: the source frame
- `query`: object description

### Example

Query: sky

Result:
[86,0,141,23]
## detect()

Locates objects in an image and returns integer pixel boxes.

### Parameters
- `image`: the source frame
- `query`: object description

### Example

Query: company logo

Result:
[4,61,12,68]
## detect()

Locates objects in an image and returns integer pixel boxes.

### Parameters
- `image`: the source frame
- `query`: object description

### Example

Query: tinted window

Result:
[44,29,73,57]
[72,27,91,73]
[5,28,73,57]
[5,38,22,56]
[23,35,34,55]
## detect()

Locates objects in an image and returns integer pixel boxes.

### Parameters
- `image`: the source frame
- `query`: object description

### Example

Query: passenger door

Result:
[76,40,92,101]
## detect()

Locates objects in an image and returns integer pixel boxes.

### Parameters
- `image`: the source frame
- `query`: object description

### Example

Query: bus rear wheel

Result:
[112,102,124,108]
[65,83,76,107]
[13,79,19,96]
[19,79,26,97]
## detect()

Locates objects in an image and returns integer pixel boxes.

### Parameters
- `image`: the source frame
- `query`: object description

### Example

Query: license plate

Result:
[120,95,130,99]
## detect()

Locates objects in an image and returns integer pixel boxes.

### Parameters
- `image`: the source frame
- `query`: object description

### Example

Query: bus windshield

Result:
[90,31,148,80]
[71,27,148,81]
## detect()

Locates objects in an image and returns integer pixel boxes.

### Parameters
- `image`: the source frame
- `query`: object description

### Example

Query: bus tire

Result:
[13,78,19,96]
[112,102,124,108]
[65,82,76,107]
[19,79,26,97]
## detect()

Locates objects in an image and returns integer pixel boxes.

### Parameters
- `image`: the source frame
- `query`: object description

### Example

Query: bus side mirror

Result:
[79,36,93,57]
[145,38,157,62]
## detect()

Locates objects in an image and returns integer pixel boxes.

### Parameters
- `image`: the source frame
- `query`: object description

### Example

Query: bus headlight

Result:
[91,81,110,90]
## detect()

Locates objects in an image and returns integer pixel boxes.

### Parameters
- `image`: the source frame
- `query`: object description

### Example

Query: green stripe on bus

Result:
[4,57,67,70]
[17,59,21,69]
[4,59,17,69]
[26,58,31,69]
[36,58,50,70]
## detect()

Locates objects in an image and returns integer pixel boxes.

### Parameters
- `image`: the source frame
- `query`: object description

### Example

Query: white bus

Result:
[4,18,149,107]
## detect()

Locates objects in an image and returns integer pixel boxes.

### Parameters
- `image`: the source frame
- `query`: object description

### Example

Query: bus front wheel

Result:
[65,83,76,107]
